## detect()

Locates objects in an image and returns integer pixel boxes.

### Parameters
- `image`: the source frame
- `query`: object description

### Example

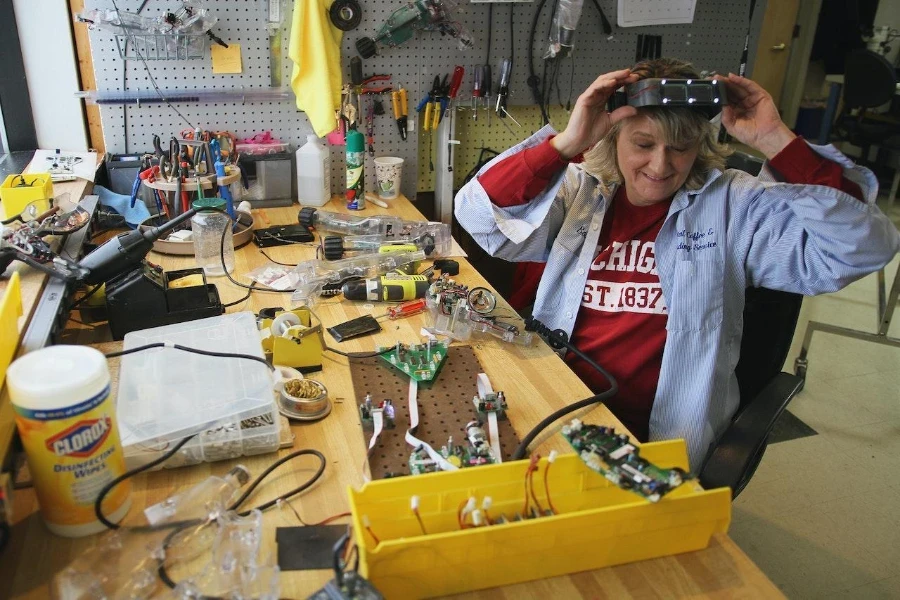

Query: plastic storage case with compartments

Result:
[121,402,281,471]
[116,312,281,470]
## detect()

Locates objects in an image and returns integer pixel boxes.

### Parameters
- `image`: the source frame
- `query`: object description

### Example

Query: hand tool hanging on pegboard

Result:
[446,66,464,173]
[391,88,408,140]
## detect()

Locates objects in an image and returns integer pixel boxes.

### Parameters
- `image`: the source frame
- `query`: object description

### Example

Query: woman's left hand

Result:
[714,74,797,159]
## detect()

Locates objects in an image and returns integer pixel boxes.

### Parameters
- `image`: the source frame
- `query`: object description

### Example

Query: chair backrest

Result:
[734,286,803,410]
[843,49,898,109]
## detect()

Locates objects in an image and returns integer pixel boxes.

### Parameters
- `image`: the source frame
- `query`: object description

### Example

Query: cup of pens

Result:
[374,157,404,200]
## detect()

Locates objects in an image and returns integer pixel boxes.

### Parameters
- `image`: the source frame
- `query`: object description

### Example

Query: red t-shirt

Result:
[567,186,670,440]
[478,135,863,440]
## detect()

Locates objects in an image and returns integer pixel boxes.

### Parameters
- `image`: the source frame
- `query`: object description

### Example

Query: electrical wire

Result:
[323,345,396,359]
[68,283,103,310]
[120,0,150,152]
[511,318,618,460]
[544,456,558,515]
[259,248,298,266]
[527,0,551,124]
[94,434,197,530]
[509,3,515,69]
[485,3,493,65]
[104,343,274,371]
[332,532,351,588]
[111,0,197,131]
[281,503,351,527]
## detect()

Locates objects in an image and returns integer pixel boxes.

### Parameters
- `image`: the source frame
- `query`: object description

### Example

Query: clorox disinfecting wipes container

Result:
[7,345,131,536]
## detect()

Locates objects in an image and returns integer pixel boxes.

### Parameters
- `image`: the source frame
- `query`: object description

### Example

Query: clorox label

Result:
[12,384,130,528]
[46,418,112,458]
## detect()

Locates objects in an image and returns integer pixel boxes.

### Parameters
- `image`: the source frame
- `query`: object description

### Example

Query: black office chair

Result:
[832,49,900,164]
[698,286,804,498]
[698,153,805,499]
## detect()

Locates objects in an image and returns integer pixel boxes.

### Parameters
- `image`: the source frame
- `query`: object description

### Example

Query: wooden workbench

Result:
[0,196,784,599]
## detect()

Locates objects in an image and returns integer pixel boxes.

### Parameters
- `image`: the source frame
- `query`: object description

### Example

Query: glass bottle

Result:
[192,197,234,276]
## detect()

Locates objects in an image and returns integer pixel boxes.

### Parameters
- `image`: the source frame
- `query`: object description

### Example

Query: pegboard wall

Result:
[86,0,766,202]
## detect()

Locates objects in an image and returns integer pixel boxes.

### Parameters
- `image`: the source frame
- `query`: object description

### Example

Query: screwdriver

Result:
[447,66,465,172]
[472,66,483,121]
[496,58,511,116]
[483,64,492,128]
[385,298,428,320]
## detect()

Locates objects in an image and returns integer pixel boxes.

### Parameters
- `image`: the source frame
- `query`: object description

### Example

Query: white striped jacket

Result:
[454,125,900,469]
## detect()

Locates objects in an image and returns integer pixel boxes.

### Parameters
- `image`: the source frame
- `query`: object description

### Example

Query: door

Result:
[751,0,801,109]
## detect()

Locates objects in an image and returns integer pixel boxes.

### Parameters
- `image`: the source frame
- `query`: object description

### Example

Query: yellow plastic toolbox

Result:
[349,438,731,598]
[0,272,23,388]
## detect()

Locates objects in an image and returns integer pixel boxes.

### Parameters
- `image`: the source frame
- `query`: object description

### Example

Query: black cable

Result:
[222,288,253,308]
[105,343,275,371]
[566,53,576,111]
[485,3,493,65]
[587,0,612,35]
[323,345,396,359]
[509,4,515,69]
[229,449,327,515]
[333,532,351,588]
[526,0,551,124]
[511,318,619,460]
[156,449,328,589]
[68,283,103,310]
[259,248,297,266]
[219,217,289,296]
[112,0,196,131]
[95,434,197,530]
[121,0,154,153]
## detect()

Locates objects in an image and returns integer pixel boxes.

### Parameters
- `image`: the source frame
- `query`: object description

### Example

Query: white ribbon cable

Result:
[476,373,503,463]
[362,408,384,482]
[405,378,458,471]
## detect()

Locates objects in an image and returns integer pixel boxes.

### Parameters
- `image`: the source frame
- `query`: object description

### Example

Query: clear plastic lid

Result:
[116,312,273,449]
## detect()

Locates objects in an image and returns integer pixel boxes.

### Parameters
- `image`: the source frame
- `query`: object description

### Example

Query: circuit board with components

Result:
[377,340,448,382]
[408,422,497,475]
[561,419,687,502]
[473,391,507,419]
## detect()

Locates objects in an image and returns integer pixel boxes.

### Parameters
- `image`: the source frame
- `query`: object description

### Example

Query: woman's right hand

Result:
[551,69,640,159]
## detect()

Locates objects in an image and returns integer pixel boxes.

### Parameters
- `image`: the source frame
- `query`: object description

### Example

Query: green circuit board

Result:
[561,419,687,503]
[378,340,448,382]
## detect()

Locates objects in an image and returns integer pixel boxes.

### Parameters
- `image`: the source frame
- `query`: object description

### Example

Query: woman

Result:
[454,58,899,469]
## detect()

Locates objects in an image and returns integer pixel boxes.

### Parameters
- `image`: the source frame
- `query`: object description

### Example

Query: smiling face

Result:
[616,113,700,206]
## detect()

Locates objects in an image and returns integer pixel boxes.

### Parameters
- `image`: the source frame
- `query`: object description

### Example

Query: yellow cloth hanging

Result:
[289,0,343,137]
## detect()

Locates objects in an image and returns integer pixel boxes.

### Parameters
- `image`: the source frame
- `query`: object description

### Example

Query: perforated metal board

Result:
[87,0,765,200]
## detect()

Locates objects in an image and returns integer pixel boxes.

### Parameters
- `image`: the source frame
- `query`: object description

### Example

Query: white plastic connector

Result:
[362,514,371,528]
[463,496,476,515]
[163,340,175,348]
[471,509,483,527]
[481,496,492,511]
[410,495,420,512]
[548,450,558,464]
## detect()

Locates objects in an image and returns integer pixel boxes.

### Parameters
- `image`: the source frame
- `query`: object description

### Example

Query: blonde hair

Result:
[581,58,731,192]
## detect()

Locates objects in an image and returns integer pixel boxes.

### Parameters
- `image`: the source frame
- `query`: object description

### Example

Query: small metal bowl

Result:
[277,378,331,421]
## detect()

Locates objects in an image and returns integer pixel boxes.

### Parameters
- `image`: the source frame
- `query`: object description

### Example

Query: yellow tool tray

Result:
[0,173,53,220]
[349,438,731,598]
[0,272,23,389]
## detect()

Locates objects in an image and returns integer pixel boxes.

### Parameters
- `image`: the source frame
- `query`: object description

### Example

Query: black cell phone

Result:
[327,314,382,342]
